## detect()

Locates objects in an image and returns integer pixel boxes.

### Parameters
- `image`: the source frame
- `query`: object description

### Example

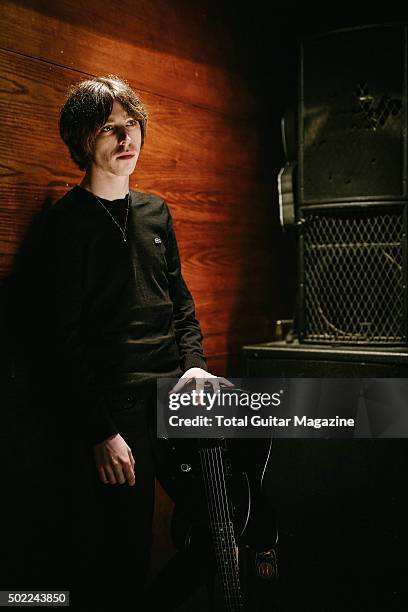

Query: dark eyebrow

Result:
[104,114,135,123]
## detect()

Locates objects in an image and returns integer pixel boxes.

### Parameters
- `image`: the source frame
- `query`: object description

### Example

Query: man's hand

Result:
[171,367,234,395]
[93,433,135,486]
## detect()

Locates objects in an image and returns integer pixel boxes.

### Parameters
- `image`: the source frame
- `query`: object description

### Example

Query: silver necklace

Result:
[93,192,130,242]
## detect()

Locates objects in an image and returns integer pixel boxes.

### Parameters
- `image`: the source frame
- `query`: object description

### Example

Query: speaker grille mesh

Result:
[301,207,406,344]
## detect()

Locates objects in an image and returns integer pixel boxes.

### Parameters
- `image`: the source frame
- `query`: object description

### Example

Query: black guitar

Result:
[156,434,279,611]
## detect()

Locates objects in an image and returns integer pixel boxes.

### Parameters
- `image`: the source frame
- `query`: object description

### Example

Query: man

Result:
[42,74,218,611]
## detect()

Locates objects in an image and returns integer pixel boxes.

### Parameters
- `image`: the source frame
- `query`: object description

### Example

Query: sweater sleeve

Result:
[164,203,207,373]
[42,206,119,445]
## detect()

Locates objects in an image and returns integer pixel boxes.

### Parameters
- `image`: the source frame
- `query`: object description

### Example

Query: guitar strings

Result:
[207,447,233,607]
[201,446,236,610]
[203,448,240,610]
[199,448,226,596]
[215,446,243,609]
[211,446,243,611]
[200,447,233,609]
[200,445,243,611]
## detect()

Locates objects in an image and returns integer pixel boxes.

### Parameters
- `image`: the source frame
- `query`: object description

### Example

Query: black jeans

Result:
[69,385,157,612]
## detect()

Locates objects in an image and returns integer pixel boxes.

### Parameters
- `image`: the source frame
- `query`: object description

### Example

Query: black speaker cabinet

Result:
[242,344,407,610]
[298,201,407,345]
[242,340,408,377]
[296,24,408,345]
[299,24,407,204]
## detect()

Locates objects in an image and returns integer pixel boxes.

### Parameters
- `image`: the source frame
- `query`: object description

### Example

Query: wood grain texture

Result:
[0,49,286,362]
[0,0,255,116]
[7,0,238,69]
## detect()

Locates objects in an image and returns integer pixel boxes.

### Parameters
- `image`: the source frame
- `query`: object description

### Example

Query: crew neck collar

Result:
[75,184,131,204]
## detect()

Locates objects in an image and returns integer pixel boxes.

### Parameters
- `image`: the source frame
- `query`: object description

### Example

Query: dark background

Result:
[1,4,407,610]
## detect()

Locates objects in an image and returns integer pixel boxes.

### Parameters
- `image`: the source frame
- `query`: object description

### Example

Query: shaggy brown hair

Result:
[59,75,148,170]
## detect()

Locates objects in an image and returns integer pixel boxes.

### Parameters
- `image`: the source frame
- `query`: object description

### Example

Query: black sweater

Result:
[42,186,206,444]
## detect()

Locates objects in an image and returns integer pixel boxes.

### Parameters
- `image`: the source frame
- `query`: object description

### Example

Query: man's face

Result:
[91,101,142,177]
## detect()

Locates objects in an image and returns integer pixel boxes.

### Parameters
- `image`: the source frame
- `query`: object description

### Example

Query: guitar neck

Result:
[199,445,245,612]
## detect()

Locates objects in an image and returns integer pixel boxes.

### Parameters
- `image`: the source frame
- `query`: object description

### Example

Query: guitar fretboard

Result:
[199,446,244,612]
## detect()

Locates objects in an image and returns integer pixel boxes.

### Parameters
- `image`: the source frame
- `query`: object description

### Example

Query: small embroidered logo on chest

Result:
[154,237,162,244]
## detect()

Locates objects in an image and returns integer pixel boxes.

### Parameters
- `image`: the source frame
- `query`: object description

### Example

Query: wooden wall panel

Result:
[0,0,254,116]
[0,42,287,368]
[6,0,237,68]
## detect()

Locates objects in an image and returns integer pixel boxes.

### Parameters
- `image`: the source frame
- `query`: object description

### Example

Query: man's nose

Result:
[117,126,132,145]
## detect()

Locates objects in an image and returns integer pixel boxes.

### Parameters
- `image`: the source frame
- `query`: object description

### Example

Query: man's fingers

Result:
[169,374,235,410]
[99,459,134,486]
[195,378,205,395]
[98,465,109,485]
[123,462,135,486]
[170,376,192,394]
[219,377,235,388]
[104,464,117,485]
[208,379,220,394]
[111,461,127,485]
[128,448,135,468]
[93,434,136,486]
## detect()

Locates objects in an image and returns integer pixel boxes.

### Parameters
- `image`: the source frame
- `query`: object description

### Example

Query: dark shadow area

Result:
[229,14,408,611]
[265,438,408,611]
[0,199,68,589]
